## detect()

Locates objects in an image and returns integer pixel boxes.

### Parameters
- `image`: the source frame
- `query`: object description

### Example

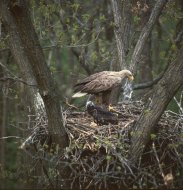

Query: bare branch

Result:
[133,75,162,90]
[152,142,166,183]
[0,61,17,78]
[130,0,168,74]
[0,76,37,86]
[0,136,22,140]
[133,59,170,90]
[0,62,36,86]
[43,29,102,50]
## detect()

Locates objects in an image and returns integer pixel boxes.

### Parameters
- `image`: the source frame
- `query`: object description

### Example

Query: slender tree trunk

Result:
[110,0,128,69]
[0,0,68,148]
[0,63,4,164]
[0,62,6,190]
[110,0,132,104]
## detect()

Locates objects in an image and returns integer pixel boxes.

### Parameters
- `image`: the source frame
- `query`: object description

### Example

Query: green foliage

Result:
[133,15,141,24]
[150,133,156,140]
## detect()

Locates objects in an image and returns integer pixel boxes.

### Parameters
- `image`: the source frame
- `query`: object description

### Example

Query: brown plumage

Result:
[72,70,134,106]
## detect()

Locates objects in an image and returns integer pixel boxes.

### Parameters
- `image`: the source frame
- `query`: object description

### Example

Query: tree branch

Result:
[0,62,36,86]
[133,74,163,90]
[0,76,37,86]
[130,0,168,74]
[133,59,170,90]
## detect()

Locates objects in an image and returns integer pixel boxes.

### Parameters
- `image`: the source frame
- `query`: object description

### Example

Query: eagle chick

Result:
[86,101,118,125]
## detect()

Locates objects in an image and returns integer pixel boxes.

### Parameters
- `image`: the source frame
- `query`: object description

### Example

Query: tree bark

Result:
[111,0,129,69]
[0,61,6,190]
[129,43,183,164]
[0,0,68,148]
[1,6,43,114]
[110,0,132,104]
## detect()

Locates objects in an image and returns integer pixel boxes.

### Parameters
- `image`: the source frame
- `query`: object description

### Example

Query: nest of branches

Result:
[21,101,183,189]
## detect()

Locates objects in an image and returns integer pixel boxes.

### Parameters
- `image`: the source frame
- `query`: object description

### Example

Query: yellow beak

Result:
[128,75,134,81]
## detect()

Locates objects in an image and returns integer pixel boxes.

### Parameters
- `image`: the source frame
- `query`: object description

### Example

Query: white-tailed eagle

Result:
[72,70,134,109]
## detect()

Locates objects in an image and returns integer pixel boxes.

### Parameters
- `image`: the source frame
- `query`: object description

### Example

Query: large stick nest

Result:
[21,101,183,189]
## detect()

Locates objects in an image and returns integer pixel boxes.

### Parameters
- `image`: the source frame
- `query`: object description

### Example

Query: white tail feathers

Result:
[72,92,87,98]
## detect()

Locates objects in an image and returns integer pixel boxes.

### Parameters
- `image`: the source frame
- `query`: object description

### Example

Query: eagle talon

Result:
[108,104,115,112]
[90,121,98,127]
[108,104,121,115]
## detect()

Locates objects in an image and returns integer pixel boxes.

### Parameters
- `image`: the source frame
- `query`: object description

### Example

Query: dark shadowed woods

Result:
[1,0,183,189]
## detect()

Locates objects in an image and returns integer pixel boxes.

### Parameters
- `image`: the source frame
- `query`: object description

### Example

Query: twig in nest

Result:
[65,97,78,109]
[123,120,135,129]
[111,109,123,115]
[152,142,168,186]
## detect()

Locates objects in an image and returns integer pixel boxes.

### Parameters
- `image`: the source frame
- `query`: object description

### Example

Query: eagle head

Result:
[119,70,134,81]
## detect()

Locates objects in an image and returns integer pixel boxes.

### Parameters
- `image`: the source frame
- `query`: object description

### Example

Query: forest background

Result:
[1,0,183,189]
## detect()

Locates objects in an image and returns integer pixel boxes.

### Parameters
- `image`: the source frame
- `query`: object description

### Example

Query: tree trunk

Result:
[129,42,183,164]
[0,0,68,148]
[110,0,132,104]
[0,61,6,190]
[110,0,129,69]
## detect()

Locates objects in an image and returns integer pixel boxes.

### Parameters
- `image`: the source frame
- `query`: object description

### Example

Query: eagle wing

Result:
[74,71,108,92]
[78,74,122,94]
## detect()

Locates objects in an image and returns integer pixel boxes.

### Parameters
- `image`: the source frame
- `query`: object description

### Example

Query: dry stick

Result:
[0,136,22,140]
[105,159,110,189]
[85,179,94,189]
[41,160,55,188]
[173,96,183,114]
[67,124,92,135]
[64,98,78,110]
[152,142,166,185]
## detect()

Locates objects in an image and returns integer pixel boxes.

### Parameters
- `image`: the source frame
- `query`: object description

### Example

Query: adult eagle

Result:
[72,70,134,109]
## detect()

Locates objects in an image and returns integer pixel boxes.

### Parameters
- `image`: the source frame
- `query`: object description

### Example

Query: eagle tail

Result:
[72,92,87,98]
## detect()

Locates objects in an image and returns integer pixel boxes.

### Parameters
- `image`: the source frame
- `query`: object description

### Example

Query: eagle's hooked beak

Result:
[128,75,134,81]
